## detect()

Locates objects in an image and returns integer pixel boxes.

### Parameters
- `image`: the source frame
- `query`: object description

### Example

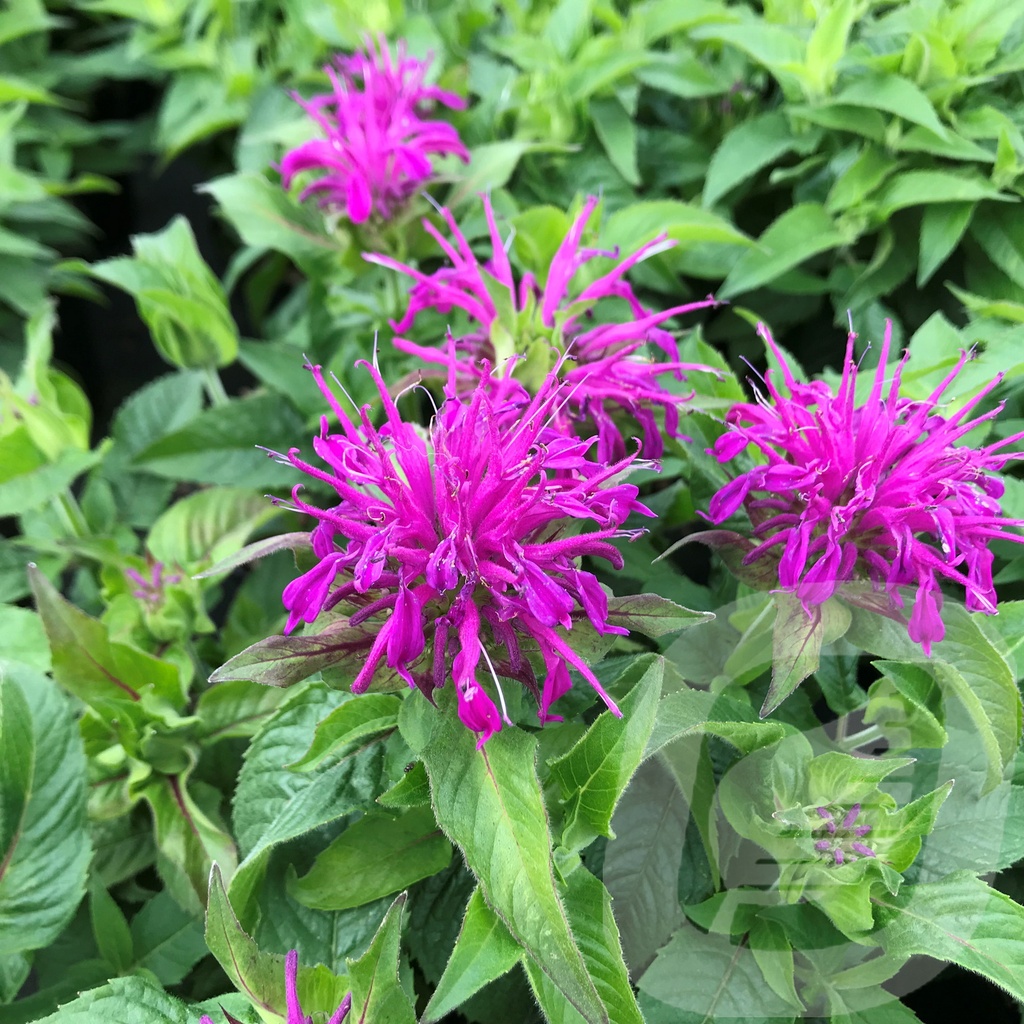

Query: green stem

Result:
[202,366,230,407]
[839,723,883,752]
[54,489,89,538]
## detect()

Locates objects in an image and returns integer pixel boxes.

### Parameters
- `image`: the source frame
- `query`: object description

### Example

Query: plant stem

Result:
[202,366,230,406]
[839,723,884,752]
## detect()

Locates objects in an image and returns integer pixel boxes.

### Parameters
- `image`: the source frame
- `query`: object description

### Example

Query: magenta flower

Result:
[200,950,350,1024]
[365,194,719,461]
[271,358,652,746]
[280,36,468,223]
[707,321,1024,654]
[125,561,182,609]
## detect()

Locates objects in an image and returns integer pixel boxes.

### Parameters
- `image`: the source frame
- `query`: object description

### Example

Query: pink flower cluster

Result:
[707,322,1024,654]
[280,37,468,223]
[274,359,651,746]
[366,194,720,462]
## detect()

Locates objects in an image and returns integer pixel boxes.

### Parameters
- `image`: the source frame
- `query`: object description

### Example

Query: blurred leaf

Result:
[874,171,1012,216]
[831,73,947,137]
[590,97,639,186]
[0,666,90,958]
[703,112,803,208]
[918,202,974,286]
[720,203,845,298]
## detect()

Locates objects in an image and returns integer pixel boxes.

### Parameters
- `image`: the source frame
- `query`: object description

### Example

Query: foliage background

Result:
[5,0,1024,1022]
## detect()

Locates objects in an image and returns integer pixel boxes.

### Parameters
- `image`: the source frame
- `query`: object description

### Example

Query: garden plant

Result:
[6,1,1024,1023]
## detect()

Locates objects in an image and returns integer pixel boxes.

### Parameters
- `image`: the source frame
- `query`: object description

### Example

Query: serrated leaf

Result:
[602,758,687,975]
[703,112,800,207]
[289,807,451,911]
[831,74,947,137]
[918,202,974,286]
[874,171,1013,216]
[291,694,401,772]
[147,487,277,567]
[601,199,751,252]
[421,698,606,1023]
[32,974,191,1024]
[132,394,306,488]
[29,565,183,716]
[193,532,312,579]
[200,173,345,274]
[605,594,713,637]
[0,666,90,957]
[210,617,385,688]
[206,866,349,1021]
[874,873,1024,1002]
[230,686,387,926]
[764,593,851,716]
[638,921,799,1020]
[423,888,522,1022]
[720,203,845,298]
[346,893,415,1024]
[550,656,662,851]
[526,866,643,1024]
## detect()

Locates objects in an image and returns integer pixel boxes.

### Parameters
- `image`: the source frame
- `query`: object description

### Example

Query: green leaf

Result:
[32,975,191,1024]
[346,893,416,1024]
[140,772,237,916]
[132,393,306,488]
[210,616,388,689]
[378,761,431,810]
[804,0,855,94]
[200,173,345,274]
[289,807,451,910]
[831,74,947,137]
[602,199,751,252]
[0,442,101,519]
[846,604,1020,791]
[873,171,1013,216]
[590,97,639,186]
[423,888,522,1022]
[291,694,402,772]
[0,666,90,957]
[89,882,133,974]
[527,866,643,1024]
[826,146,900,213]
[421,698,606,1023]
[129,890,206,985]
[147,486,277,567]
[703,112,801,207]
[550,655,662,851]
[720,203,846,298]
[29,565,183,716]
[194,680,289,745]
[638,921,799,1021]
[87,217,238,369]
[969,204,1024,289]
[874,873,1024,1002]
[0,606,49,672]
[602,758,687,974]
[605,594,714,637]
[446,141,549,209]
[206,866,349,1021]
[230,686,387,926]
[764,593,851,716]
[918,202,974,286]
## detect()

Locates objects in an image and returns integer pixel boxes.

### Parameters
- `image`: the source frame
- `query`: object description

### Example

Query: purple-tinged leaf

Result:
[607,594,713,637]
[193,532,312,579]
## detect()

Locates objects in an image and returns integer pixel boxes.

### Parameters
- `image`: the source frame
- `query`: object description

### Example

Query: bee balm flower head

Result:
[280,36,468,223]
[708,321,1024,654]
[365,194,720,461]
[271,357,653,746]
